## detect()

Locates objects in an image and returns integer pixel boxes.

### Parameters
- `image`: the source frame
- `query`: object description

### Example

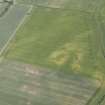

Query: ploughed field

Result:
[0,60,100,105]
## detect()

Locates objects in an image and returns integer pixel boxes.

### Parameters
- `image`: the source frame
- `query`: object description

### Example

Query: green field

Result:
[0,0,105,105]
[5,6,105,78]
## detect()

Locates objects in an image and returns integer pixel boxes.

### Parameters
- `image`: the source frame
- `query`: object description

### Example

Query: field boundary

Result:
[34,4,92,14]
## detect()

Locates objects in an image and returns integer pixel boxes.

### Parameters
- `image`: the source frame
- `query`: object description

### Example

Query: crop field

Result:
[0,59,100,105]
[5,5,105,77]
[0,0,105,105]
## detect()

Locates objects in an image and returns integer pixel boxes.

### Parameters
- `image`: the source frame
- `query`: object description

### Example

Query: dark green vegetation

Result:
[0,0,13,17]
[0,2,9,17]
